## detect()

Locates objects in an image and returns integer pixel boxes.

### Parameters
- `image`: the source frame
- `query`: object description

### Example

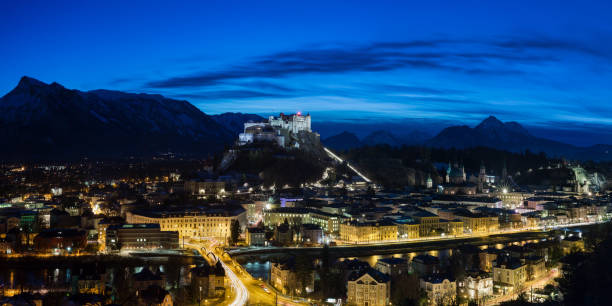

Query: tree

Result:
[320,244,331,272]
[584,222,612,251]
[449,253,466,280]
[557,233,612,306]
[265,229,274,241]
[366,185,375,197]
[294,255,313,296]
[547,244,563,268]
[230,220,241,245]
[111,265,136,304]
[391,273,423,305]
[316,269,345,300]
[472,253,481,271]
[498,293,531,306]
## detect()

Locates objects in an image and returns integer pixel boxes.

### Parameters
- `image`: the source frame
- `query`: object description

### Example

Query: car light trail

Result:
[184,241,248,306]
[222,259,249,306]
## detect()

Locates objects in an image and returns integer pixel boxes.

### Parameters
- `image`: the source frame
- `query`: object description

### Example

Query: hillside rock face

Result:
[0,76,233,161]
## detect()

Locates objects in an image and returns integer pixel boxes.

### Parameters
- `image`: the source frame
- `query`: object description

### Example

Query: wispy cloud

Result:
[133,35,612,142]
[493,38,611,59]
[146,37,597,89]
[172,90,291,100]
[371,84,470,95]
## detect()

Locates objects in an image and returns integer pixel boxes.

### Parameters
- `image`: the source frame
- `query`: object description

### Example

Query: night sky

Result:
[2,1,612,145]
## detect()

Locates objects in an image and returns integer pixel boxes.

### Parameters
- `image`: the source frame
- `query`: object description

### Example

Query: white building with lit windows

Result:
[126,207,245,245]
[268,112,311,134]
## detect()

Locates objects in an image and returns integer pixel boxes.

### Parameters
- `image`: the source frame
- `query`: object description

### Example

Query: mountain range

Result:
[324,116,612,161]
[2,77,610,161]
[210,112,265,135]
[0,77,254,161]
[323,129,430,150]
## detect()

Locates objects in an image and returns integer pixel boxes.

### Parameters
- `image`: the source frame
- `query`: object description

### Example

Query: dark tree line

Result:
[228,145,327,188]
[556,223,612,306]
[338,145,557,189]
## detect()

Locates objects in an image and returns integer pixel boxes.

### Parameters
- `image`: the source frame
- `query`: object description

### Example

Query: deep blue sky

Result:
[2,0,612,145]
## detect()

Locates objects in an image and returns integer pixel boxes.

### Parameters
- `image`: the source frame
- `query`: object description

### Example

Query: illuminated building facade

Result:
[375,257,409,277]
[462,272,493,302]
[420,275,457,305]
[493,257,527,293]
[246,227,266,246]
[339,220,397,243]
[191,261,226,299]
[105,223,179,250]
[347,269,391,306]
[453,210,499,233]
[397,221,420,239]
[268,112,311,134]
[126,208,244,244]
[33,228,87,253]
[184,180,226,196]
[412,212,464,237]
[496,192,531,209]
[238,112,312,147]
[271,260,315,296]
[263,207,345,235]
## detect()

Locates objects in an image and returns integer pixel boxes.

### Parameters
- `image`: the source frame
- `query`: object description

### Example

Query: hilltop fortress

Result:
[218,111,326,173]
[238,112,318,149]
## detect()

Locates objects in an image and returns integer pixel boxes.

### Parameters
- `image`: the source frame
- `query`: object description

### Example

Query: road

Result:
[224,250,308,306]
[189,222,601,305]
[187,239,306,306]
[185,241,248,306]
[229,220,604,258]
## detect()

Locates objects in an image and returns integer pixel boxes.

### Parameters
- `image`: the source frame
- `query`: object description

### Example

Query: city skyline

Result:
[2,2,612,305]
[2,1,612,145]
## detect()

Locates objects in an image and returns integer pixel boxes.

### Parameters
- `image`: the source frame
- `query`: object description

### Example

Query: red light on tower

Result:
[297,111,302,116]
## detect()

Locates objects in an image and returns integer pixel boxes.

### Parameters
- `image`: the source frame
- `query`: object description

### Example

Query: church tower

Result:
[478,161,486,192]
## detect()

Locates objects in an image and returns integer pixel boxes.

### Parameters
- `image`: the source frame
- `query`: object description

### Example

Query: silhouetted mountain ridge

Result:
[322,131,362,150]
[323,129,429,151]
[427,116,611,160]
[324,116,611,161]
[0,76,234,161]
[211,112,265,135]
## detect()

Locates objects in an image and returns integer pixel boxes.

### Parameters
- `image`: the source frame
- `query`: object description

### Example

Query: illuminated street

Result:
[186,239,307,306]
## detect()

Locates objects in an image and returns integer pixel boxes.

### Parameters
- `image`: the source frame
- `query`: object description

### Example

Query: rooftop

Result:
[377,257,407,265]
[348,267,390,283]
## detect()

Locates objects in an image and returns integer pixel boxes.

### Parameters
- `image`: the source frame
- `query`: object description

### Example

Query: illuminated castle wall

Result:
[268,112,311,134]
